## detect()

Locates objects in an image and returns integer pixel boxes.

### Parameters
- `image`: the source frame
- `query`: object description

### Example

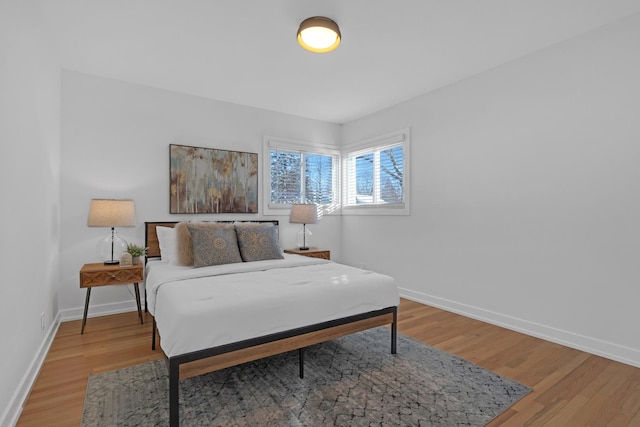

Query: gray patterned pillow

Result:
[176,222,232,266]
[235,225,284,262]
[188,226,243,268]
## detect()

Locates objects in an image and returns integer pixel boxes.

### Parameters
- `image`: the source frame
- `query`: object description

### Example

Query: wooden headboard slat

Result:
[145,220,279,261]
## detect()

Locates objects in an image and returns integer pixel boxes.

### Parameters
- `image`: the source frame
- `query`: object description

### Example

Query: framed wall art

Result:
[170,144,258,214]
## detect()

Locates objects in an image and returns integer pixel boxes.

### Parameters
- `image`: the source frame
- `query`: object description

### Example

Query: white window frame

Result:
[342,128,410,216]
[263,136,341,216]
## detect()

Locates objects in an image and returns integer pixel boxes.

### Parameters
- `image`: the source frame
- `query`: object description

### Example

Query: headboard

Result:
[144,220,280,261]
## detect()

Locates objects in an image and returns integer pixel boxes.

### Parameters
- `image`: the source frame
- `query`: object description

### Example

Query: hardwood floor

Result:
[17,298,640,426]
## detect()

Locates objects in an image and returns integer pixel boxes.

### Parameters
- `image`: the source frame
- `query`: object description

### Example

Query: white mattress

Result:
[145,254,400,358]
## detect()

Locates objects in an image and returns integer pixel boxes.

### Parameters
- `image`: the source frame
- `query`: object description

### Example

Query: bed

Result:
[144,221,400,426]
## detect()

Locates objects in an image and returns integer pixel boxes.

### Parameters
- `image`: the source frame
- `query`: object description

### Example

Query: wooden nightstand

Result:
[79,262,144,334]
[284,248,330,260]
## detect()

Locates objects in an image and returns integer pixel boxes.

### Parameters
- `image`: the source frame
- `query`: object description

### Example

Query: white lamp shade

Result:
[289,204,318,225]
[87,199,136,227]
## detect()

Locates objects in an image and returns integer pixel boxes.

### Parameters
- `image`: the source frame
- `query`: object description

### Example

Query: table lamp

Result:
[87,199,136,265]
[289,203,318,250]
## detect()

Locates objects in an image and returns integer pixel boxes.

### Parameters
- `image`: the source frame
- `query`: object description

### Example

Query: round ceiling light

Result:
[297,16,341,53]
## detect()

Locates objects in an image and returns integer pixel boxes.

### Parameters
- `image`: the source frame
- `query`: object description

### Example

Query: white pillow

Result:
[156,226,178,264]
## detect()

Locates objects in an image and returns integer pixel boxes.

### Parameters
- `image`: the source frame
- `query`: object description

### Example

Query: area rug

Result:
[81,327,530,426]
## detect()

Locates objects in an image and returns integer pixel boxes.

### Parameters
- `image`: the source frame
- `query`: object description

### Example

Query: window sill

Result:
[342,203,409,216]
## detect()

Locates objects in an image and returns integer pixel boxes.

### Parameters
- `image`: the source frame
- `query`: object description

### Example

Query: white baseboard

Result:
[59,299,144,322]
[2,312,61,427]
[399,287,640,369]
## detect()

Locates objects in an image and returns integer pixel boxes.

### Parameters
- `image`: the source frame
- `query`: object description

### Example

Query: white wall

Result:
[59,71,343,319]
[0,1,61,425]
[341,14,640,367]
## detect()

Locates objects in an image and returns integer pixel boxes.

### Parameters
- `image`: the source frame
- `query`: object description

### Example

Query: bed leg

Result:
[152,318,157,350]
[299,348,304,379]
[391,307,397,354]
[169,358,179,427]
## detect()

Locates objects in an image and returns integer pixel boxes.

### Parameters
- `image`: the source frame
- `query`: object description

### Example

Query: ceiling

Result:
[39,0,640,124]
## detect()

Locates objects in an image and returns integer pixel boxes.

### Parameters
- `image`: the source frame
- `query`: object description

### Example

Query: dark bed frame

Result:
[144,221,398,427]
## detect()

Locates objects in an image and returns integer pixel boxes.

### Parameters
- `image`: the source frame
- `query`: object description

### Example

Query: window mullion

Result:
[373,150,381,204]
[300,153,306,203]
[275,149,284,203]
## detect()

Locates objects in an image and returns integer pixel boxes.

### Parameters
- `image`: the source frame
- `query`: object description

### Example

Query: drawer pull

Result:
[110,275,116,279]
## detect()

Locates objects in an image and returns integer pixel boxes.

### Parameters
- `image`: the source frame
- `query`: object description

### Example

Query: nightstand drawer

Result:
[284,248,330,260]
[80,265,143,287]
[299,251,330,260]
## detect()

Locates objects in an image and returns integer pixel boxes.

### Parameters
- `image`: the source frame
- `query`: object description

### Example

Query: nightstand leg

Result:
[81,288,91,334]
[299,348,304,379]
[134,283,143,324]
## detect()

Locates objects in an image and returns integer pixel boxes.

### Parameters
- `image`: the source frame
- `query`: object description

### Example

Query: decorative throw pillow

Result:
[235,225,284,262]
[188,226,242,268]
[175,222,233,265]
[156,226,178,264]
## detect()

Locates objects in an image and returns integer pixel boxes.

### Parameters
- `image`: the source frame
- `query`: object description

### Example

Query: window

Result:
[343,129,410,215]
[264,130,409,216]
[264,137,339,214]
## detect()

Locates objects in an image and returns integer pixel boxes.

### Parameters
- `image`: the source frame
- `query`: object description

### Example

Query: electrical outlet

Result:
[41,312,45,331]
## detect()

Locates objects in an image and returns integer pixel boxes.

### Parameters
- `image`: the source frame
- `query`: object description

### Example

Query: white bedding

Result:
[146,254,399,357]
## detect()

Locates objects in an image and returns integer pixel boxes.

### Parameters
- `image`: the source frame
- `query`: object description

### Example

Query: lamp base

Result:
[96,229,127,265]
[296,228,312,251]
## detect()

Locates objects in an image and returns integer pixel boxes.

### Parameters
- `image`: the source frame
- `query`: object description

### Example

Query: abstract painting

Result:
[170,144,258,214]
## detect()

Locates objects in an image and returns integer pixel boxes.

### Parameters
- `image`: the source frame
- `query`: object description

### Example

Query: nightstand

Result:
[79,262,144,334]
[284,248,330,260]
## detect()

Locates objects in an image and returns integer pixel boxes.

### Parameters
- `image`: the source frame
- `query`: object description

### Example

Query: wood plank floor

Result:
[17,298,640,426]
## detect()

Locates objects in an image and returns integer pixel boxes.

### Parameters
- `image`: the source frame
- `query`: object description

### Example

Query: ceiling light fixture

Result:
[297,16,341,53]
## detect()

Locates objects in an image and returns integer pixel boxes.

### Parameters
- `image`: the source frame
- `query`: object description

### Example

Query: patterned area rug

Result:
[82,327,530,426]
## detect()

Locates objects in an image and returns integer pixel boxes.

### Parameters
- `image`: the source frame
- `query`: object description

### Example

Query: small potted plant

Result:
[127,244,147,265]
